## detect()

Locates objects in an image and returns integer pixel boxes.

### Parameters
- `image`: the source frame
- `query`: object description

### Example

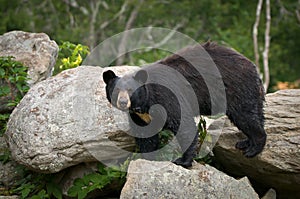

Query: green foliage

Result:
[0,113,9,137]
[198,116,207,145]
[158,129,174,148]
[0,56,29,104]
[156,130,182,161]
[130,49,172,66]
[0,0,298,90]
[0,56,29,136]
[195,116,213,164]
[150,118,214,163]
[0,145,10,164]
[67,162,127,199]
[12,167,62,199]
[53,41,89,75]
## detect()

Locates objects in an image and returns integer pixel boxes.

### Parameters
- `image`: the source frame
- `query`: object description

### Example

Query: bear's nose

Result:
[118,97,129,109]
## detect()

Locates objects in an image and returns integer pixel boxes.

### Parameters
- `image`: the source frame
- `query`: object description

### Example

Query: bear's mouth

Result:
[116,91,131,110]
[117,106,130,111]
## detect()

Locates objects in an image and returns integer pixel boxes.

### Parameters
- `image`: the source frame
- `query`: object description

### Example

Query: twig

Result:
[144,22,185,52]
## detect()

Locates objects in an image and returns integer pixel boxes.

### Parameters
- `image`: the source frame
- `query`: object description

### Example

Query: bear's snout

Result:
[117,91,131,110]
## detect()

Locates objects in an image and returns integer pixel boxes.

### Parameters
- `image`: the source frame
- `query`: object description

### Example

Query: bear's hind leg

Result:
[228,112,266,157]
[242,125,266,157]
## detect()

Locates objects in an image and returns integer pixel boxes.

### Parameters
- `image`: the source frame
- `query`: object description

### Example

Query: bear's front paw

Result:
[172,157,192,168]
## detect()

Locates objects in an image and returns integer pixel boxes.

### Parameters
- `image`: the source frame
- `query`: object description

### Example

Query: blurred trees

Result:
[0,0,299,92]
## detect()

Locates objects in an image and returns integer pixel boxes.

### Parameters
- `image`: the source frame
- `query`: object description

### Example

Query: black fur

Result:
[103,42,267,168]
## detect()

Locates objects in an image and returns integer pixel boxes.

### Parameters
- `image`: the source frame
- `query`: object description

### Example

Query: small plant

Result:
[68,162,128,199]
[0,56,29,107]
[12,167,62,199]
[0,56,29,136]
[53,41,89,75]
[198,116,207,145]
[195,116,213,164]
[0,145,10,164]
[0,113,9,137]
[157,130,182,161]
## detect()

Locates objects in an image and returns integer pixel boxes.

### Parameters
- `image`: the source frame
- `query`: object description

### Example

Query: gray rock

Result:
[57,162,124,198]
[0,196,19,199]
[213,89,300,198]
[0,31,58,86]
[261,189,276,199]
[57,162,98,197]
[120,159,259,199]
[0,31,58,113]
[5,66,138,173]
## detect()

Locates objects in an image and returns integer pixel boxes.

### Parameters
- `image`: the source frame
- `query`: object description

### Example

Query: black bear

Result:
[103,42,266,168]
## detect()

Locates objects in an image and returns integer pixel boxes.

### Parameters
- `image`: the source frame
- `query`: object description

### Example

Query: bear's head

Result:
[103,69,149,113]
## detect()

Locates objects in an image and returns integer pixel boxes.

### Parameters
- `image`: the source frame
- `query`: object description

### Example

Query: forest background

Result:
[1,0,299,92]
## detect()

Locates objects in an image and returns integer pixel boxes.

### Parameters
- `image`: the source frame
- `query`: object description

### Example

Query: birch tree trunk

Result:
[253,0,263,74]
[89,0,101,50]
[263,0,271,91]
[253,0,271,92]
[116,0,144,66]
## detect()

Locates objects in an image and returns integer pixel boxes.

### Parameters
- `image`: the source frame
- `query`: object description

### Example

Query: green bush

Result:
[53,41,89,75]
[0,56,29,106]
[194,116,213,164]
[0,56,29,136]
[68,162,128,199]
[11,167,62,199]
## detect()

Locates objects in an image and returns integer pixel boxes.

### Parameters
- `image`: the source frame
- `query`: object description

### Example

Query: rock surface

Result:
[213,89,300,198]
[120,159,259,199]
[0,196,19,199]
[0,31,58,86]
[0,31,58,113]
[5,66,138,173]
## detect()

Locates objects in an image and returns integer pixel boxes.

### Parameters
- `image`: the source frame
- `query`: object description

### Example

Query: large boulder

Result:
[0,31,58,86]
[5,66,138,173]
[0,31,58,113]
[213,89,300,198]
[120,159,259,199]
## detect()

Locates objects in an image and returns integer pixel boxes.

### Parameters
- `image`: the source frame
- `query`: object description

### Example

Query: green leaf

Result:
[90,173,104,184]
[46,181,62,199]
[20,183,34,199]
[73,178,84,186]
[67,185,80,197]
[98,164,106,174]
[77,190,88,199]
[0,68,5,77]
[30,189,48,199]
[0,85,10,97]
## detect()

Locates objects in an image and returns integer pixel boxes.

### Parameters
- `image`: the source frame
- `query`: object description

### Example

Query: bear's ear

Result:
[103,70,117,84]
[134,70,148,84]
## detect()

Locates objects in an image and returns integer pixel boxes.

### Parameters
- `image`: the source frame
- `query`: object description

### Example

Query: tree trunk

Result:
[116,0,144,66]
[89,0,101,50]
[263,0,271,91]
[253,0,263,74]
